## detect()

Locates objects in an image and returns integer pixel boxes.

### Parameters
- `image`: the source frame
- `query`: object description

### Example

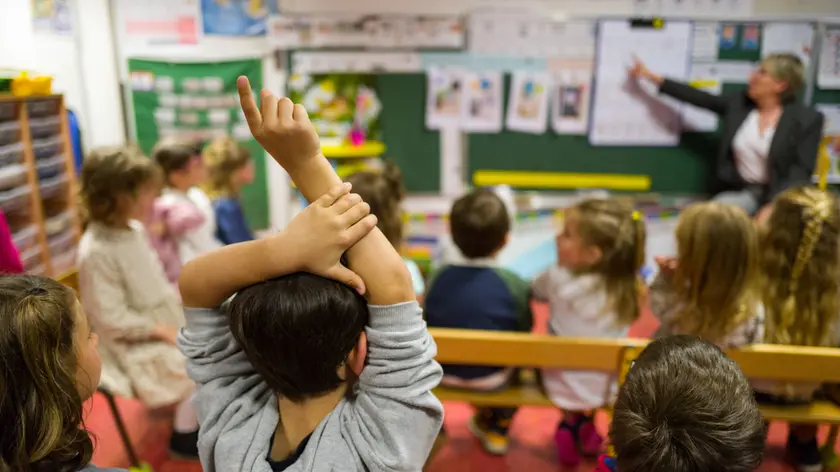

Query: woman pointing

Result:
[629,53,824,219]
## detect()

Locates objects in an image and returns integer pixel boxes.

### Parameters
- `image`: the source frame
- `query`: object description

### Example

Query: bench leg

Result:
[99,388,142,468]
[822,424,839,468]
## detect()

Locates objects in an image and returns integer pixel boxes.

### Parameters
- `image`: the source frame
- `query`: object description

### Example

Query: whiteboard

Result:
[589,19,692,146]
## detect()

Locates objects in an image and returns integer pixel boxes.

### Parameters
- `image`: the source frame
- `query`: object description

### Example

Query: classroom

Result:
[2,0,840,471]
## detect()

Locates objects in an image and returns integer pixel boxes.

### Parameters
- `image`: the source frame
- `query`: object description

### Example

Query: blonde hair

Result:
[669,202,760,343]
[574,198,646,326]
[201,137,251,199]
[79,146,160,227]
[344,161,405,249]
[761,187,840,347]
[762,53,804,104]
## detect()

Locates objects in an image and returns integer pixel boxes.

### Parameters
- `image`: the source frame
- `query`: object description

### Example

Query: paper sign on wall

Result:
[114,0,199,48]
[426,68,463,130]
[551,67,592,135]
[459,71,504,133]
[506,72,551,134]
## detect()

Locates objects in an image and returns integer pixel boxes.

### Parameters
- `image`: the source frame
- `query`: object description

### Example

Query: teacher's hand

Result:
[628,56,663,86]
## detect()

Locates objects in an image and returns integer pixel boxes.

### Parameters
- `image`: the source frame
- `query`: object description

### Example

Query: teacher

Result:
[629,53,824,219]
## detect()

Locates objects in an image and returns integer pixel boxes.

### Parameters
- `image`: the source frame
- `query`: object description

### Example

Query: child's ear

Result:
[346,331,367,377]
[583,244,602,266]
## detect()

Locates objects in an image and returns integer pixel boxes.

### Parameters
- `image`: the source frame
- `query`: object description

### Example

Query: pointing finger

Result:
[237,76,262,132]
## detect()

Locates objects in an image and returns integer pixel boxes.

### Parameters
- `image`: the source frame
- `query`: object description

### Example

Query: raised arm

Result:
[629,57,729,115]
[237,78,413,305]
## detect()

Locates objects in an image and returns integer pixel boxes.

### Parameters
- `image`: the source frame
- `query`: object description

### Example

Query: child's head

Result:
[611,335,765,472]
[671,202,759,342]
[449,188,511,259]
[558,198,645,325]
[80,146,160,226]
[153,139,206,191]
[761,186,840,346]
[0,275,101,470]
[201,137,254,198]
[227,273,369,403]
[344,161,406,249]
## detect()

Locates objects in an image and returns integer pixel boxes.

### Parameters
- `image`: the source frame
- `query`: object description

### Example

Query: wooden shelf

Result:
[0,94,80,277]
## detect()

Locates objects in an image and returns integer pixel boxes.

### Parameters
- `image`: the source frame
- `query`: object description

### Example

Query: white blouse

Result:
[732,110,776,184]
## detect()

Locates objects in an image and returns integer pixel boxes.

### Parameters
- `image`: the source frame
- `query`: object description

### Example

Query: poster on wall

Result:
[506,71,551,134]
[550,63,592,135]
[426,68,463,130]
[31,0,73,34]
[127,58,269,229]
[201,0,278,36]
[459,71,503,133]
[115,0,199,48]
[286,73,382,144]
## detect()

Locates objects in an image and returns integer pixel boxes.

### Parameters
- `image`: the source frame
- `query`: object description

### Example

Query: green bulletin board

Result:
[127,58,269,229]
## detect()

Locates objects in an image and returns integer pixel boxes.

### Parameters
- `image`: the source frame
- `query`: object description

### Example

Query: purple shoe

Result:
[578,420,604,457]
[555,424,582,466]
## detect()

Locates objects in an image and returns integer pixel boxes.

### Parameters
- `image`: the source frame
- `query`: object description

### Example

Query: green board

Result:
[127,58,269,229]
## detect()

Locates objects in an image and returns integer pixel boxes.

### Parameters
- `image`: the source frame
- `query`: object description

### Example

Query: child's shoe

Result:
[578,417,604,457]
[554,422,582,466]
[169,429,199,459]
[468,415,509,455]
[787,433,823,472]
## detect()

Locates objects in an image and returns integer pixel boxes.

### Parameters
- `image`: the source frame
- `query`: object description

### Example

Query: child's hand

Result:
[237,76,321,170]
[655,256,678,275]
[282,182,378,293]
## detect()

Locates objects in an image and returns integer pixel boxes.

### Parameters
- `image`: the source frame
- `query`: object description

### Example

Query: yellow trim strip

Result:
[473,170,651,191]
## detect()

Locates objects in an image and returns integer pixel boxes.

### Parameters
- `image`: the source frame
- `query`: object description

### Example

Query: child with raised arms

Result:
[176,78,444,472]
[648,202,764,348]
[755,186,840,472]
[531,197,645,466]
[0,275,126,471]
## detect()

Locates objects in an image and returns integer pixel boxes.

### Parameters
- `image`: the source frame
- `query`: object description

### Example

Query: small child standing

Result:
[532,197,645,466]
[149,140,209,286]
[345,162,425,298]
[599,335,766,472]
[76,147,200,458]
[201,137,255,245]
[648,202,764,348]
[756,186,840,472]
[424,189,532,455]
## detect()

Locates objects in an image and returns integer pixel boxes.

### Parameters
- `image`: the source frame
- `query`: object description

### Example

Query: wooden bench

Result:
[430,328,840,425]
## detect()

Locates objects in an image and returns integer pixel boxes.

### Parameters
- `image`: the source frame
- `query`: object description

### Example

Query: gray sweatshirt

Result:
[178,301,444,472]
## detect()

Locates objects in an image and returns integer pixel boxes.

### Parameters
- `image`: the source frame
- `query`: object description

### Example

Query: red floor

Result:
[84,304,839,472]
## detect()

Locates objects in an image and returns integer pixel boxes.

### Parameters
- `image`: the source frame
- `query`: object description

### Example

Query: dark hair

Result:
[153,139,197,182]
[449,189,510,259]
[79,146,159,226]
[227,273,369,403]
[0,276,93,472]
[611,335,766,472]
[345,161,406,249]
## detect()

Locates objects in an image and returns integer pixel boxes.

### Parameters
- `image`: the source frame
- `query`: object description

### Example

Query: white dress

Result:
[184,187,223,263]
[532,266,629,411]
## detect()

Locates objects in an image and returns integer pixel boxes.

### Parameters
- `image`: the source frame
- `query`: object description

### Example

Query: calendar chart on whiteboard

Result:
[589,19,692,146]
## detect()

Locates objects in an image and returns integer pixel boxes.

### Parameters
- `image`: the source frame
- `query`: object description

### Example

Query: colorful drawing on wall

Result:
[127,58,269,230]
[287,73,382,145]
[201,0,278,36]
[31,0,73,34]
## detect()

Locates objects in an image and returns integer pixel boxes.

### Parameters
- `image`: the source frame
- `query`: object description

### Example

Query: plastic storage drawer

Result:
[27,99,58,117]
[28,116,61,139]
[0,102,15,121]
[11,225,37,252]
[21,246,42,271]
[45,210,73,236]
[36,155,65,180]
[51,248,77,275]
[0,121,21,146]
[48,230,75,256]
[0,164,27,190]
[32,137,62,159]
[0,142,24,166]
[38,175,67,200]
[0,185,31,212]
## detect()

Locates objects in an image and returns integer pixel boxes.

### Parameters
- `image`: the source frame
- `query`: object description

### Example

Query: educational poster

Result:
[818,26,840,89]
[506,72,551,134]
[589,19,691,146]
[467,11,595,59]
[127,58,269,230]
[692,22,720,60]
[31,0,73,34]
[682,63,722,132]
[459,71,503,133]
[816,105,840,182]
[717,23,763,62]
[114,0,199,48]
[426,68,463,130]
[201,0,278,36]
[740,24,760,51]
[286,74,382,143]
[292,52,421,74]
[634,0,754,18]
[551,68,592,135]
[761,23,814,67]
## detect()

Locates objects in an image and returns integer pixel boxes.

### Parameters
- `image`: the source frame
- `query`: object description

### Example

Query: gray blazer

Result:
[660,79,825,205]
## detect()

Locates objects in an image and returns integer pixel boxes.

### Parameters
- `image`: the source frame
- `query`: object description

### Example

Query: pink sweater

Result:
[0,209,23,274]
[147,196,204,286]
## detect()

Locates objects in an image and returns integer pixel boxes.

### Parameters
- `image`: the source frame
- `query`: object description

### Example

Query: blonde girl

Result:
[201,137,256,244]
[755,186,840,472]
[531,197,646,467]
[0,275,117,471]
[77,147,199,459]
[345,161,425,297]
[648,202,764,348]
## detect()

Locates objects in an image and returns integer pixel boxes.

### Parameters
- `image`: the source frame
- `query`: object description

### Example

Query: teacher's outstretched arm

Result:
[629,57,729,115]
